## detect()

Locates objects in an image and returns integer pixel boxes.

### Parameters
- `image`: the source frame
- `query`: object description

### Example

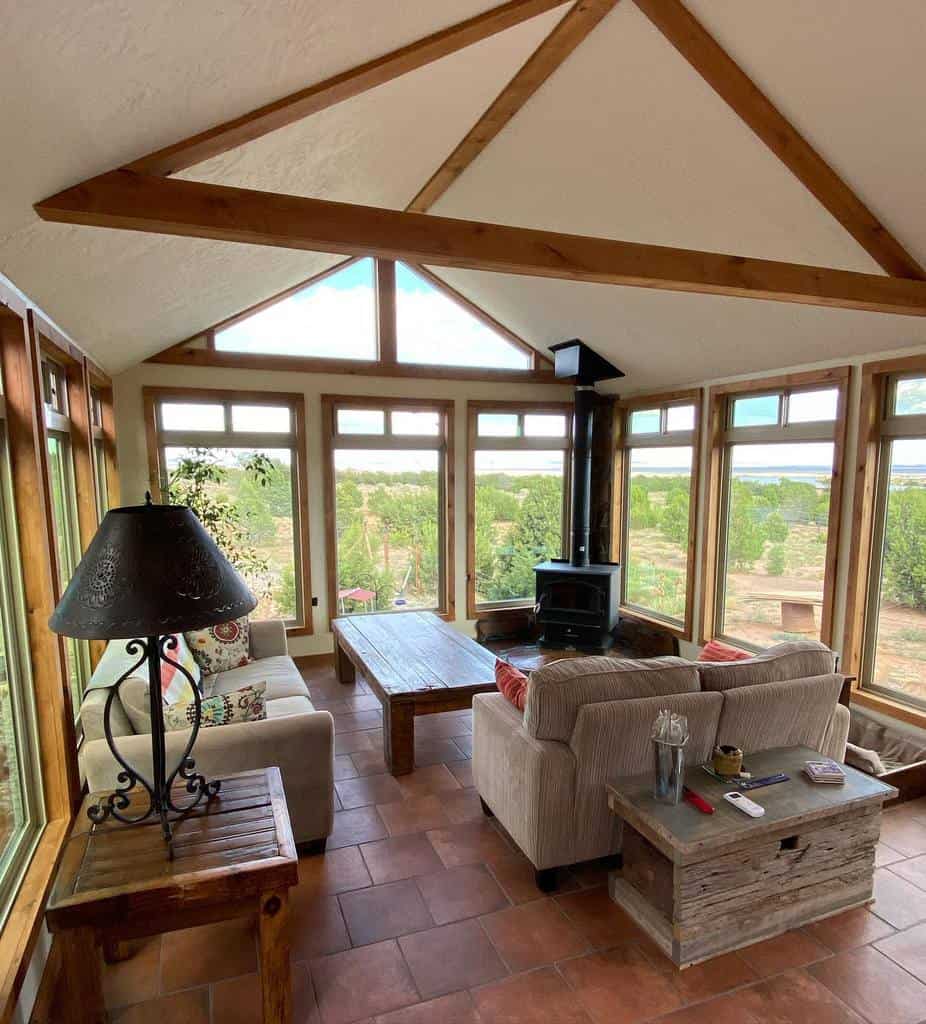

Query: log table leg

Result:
[334,638,355,685]
[258,888,292,1024]
[58,927,106,1024]
[384,701,415,776]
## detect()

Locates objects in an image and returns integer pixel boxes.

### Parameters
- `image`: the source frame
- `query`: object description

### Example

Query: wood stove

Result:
[534,340,623,652]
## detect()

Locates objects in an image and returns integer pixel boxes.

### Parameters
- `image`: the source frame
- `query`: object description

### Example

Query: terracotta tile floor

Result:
[101,659,926,1023]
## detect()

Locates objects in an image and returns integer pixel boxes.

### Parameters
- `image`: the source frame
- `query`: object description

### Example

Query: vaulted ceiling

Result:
[2,0,926,389]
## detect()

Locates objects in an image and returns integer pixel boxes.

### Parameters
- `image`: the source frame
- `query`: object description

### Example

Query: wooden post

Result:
[258,889,291,1024]
[57,928,105,1024]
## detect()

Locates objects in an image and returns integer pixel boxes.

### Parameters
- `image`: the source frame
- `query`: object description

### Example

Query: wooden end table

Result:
[332,611,497,775]
[606,746,897,968]
[46,767,299,1023]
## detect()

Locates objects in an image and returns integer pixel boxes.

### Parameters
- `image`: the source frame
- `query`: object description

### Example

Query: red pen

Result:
[683,787,714,814]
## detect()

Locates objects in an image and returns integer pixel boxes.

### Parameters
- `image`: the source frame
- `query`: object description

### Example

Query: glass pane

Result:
[231,405,291,433]
[868,437,926,705]
[391,411,440,436]
[732,394,780,428]
[624,447,692,623]
[474,450,565,605]
[333,449,441,612]
[894,378,926,416]
[629,409,660,434]
[160,403,224,432]
[666,405,695,432]
[524,414,566,438]
[0,514,26,870]
[215,258,377,359]
[395,263,531,369]
[787,388,838,424]
[165,447,299,622]
[94,441,108,520]
[720,442,834,647]
[478,413,519,438]
[337,409,385,435]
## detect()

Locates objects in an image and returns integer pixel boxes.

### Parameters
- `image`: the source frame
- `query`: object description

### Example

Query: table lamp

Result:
[49,495,257,845]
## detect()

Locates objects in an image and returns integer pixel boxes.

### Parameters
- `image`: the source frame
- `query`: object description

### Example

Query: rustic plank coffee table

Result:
[332,611,497,775]
[606,746,897,968]
[46,768,298,1023]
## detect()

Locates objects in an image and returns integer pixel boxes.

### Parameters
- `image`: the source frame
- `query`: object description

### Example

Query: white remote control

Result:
[723,791,765,817]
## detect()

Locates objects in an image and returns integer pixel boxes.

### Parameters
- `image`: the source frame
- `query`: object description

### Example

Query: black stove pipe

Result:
[570,385,595,567]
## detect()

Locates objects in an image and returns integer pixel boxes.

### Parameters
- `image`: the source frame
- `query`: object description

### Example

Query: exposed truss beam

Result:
[34,171,926,315]
[632,0,925,280]
[124,0,570,177]
[408,0,619,213]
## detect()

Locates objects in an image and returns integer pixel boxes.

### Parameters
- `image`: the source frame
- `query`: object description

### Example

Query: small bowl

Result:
[713,744,743,777]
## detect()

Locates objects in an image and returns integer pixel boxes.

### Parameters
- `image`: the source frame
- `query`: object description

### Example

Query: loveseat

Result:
[473,641,850,886]
[79,619,335,850]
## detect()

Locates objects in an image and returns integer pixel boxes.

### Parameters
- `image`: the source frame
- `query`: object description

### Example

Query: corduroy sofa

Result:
[79,619,335,850]
[472,641,850,888]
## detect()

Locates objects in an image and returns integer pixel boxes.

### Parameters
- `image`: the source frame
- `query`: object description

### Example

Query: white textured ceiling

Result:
[1,0,925,385]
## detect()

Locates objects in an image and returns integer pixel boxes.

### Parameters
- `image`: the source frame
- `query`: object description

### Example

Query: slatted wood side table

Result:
[46,768,299,1023]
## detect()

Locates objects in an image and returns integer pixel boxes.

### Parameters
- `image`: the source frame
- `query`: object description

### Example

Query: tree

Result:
[765,511,789,543]
[766,543,786,576]
[659,490,689,546]
[336,478,363,535]
[883,487,926,609]
[274,564,297,618]
[727,483,768,570]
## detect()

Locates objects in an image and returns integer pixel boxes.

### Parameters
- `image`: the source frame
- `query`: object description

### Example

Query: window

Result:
[620,396,699,635]
[709,376,846,650]
[148,389,311,631]
[467,403,571,615]
[325,397,453,619]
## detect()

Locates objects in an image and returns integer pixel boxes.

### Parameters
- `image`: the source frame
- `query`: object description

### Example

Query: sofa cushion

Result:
[524,656,700,743]
[89,634,200,705]
[495,658,528,712]
[205,656,310,703]
[164,683,267,732]
[267,695,315,719]
[185,617,251,675]
[698,639,751,663]
[697,641,836,692]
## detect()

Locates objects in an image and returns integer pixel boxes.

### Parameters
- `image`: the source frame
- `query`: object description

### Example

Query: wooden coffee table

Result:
[606,746,897,968]
[332,611,497,775]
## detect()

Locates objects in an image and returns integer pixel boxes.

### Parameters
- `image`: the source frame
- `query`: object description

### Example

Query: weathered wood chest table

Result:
[46,768,298,1023]
[332,611,497,775]
[606,746,897,968]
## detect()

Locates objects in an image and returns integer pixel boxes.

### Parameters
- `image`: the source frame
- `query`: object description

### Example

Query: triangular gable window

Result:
[395,263,531,370]
[215,257,376,359]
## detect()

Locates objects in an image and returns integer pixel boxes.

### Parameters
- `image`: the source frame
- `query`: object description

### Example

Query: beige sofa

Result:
[473,641,850,888]
[80,619,334,850]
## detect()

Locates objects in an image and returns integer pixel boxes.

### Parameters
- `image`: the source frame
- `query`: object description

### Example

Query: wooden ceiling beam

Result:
[124,0,570,177]
[34,170,926,316]
[408,0,620,213]
[632,0,925,280]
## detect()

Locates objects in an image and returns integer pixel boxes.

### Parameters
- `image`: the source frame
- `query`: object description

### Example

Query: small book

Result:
[803,759,846,784]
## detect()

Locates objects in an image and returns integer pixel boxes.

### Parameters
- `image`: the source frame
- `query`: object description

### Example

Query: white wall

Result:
[113,363,569,657]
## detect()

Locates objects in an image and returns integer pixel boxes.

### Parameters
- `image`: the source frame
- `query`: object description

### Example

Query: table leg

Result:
[58,927,106,1024]
[334,638,356,685]
[258,888,292,1024]
[384,702,415,776]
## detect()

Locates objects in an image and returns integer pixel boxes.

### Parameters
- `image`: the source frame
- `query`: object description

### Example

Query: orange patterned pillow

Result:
[698,639,751,663]
[495,657,529,712]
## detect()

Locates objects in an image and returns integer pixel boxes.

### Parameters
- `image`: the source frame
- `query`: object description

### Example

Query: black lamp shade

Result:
[49,502,257,640]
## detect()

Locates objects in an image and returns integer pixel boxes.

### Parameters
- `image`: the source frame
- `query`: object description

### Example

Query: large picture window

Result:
[707,373,847,650]
[146,388,312,632]
[323,396,453,620]
[467,403,571,617]
[619,393,700,636]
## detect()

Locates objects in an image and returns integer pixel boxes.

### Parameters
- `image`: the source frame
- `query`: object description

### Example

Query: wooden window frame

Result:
[700,367,850,650]
[143,386,314,637]
[466,400,573,620]
[322,395,455,626]
[844,353,926,727]
[615,388,702,641]
[147,258,559,385]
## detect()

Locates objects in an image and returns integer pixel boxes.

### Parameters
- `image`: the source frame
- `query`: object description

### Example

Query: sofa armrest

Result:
[81,709,334,844]
[472,693,576,870]
[249,619,288,660]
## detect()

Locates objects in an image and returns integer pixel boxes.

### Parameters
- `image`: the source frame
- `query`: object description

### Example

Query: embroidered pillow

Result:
[495,657,529,712]
[697,639,752,663]
[184,617,251,676]
[164,682,267,732]
[89,633,200,705]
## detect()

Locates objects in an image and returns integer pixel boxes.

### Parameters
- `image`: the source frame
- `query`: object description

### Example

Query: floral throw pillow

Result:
[184,617,251,676]
[164,682,266,732]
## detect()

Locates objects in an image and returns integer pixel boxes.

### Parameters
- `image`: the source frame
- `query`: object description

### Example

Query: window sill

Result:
[619,605,690,642]
[0,817,70,1024]
[852,687,926,729]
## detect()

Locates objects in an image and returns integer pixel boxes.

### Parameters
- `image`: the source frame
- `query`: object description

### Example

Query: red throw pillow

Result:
[495,657,529,712]
[698,639,751,663]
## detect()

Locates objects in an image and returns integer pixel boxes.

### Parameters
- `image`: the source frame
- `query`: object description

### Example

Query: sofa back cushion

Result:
[715,673,845,755]
[697,640,836,692]
[524,656,700,743]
